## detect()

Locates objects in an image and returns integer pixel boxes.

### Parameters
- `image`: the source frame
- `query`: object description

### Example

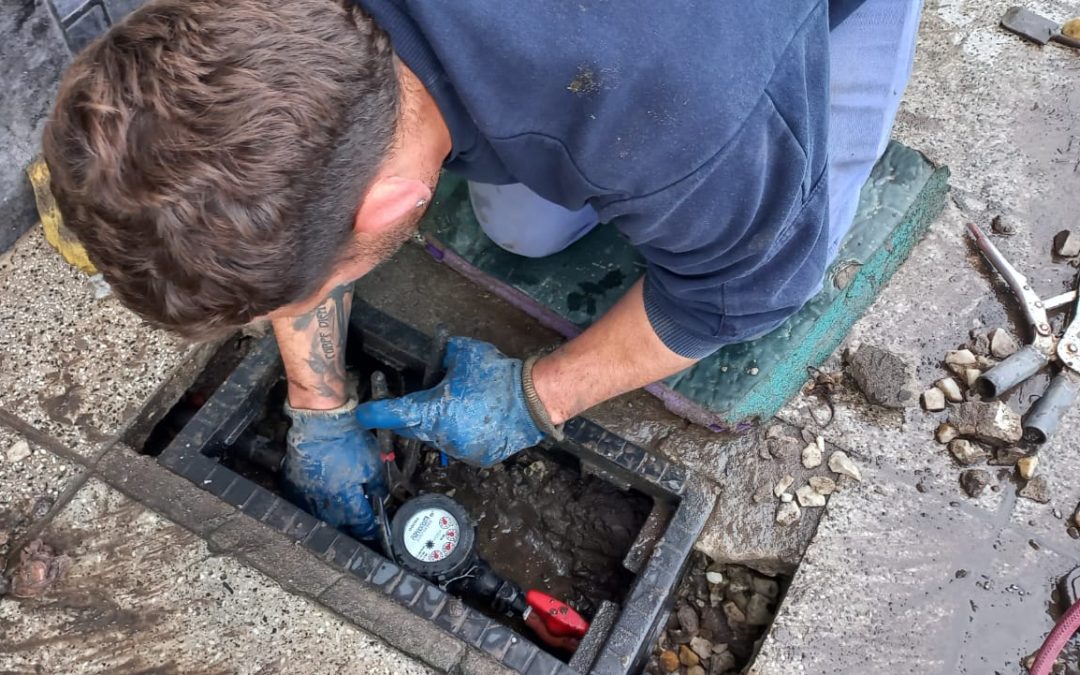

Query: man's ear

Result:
[354,176,433,236]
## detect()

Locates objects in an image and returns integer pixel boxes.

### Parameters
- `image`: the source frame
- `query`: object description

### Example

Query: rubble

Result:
[773,475,794,498]
[1017,455,1038,481]
[922,388,946,411]
[989,328,1019,359]
[706,571,724,585]
[801,443,822,469]
[1019,476,1051,504]
[935,377,964,403]
[960,469,993,498]
[678,605,700,635]
[776,501,801,526]
[795,485,826,508]
[660,650,680,672]
[679,645,699,667]
[990,215,1017,236]
[936,423,959,444]
[6,438,31,463]
[766,436,801,460]
[948,401,1023,445]
[945,349,978,370]
[990,447,1025,466]
[969,332,991,357]
[845,344,918,408]
[964,368,982,389]
[949,439,988,466]
[779,492,793,503]
[808,476,836,495]
[689,637,712,661]
[828,451,862,482]
[744,594,772,626]
[1054,229,1080,258]
[751,577,780,599]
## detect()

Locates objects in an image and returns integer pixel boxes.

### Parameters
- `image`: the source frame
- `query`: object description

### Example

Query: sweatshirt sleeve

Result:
[594,86,831,360]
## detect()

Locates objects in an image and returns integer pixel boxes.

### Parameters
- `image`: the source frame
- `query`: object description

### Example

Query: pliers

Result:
[967,223,1080,444]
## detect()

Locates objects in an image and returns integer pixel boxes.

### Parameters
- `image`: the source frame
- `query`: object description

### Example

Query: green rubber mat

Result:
[420,141,950,431]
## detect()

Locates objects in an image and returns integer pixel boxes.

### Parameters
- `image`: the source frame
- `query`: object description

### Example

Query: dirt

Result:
[414,447,651,619]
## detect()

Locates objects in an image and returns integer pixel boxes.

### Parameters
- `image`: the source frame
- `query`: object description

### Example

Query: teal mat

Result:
[420,142,949,430]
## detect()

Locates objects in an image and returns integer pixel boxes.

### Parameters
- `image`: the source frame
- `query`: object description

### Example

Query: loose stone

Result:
[677,605,700,635]
[845,344,918,408]
[936,423,959,444]
[722,600,747,624]
[964,368,982,389]
[711,650,737,674]
[1017,455,1039,481]
[949,439,988,466]
[922,388,946,412]
[960,469,993,497]
[989,328,1019,359]
[796,485,826,507]
[949,401,1023,445]
[780,492,793,503]
[936,377,964,403]
[705,571,724,585]
[990,447,1026,466]
[744,593,773,626]
[970,332,991,357]
[1054,229,1080,258]
[689,636,712,661]
[776,500,801,526]
[659,650,680,672]
[945,349,978,369]
[679,644,700,667]
[1019,476,1051,504]
[773,475,794,498]
[801,443,822,469]
[828,451,862,481]
[688,666,706,675]
[809,476,837,495]
[6,439,31,463]
[767,436,802,460]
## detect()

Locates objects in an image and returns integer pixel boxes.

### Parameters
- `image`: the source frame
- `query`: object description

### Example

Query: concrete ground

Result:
[1,0,1078,672]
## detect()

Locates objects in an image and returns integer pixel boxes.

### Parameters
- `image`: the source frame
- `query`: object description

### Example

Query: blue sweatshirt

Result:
[357,0,843,358]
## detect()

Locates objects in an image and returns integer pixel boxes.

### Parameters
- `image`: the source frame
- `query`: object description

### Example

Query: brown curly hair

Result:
[43,0,400,339]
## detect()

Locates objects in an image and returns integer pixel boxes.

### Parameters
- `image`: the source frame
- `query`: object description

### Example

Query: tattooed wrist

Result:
[277,284,353,409]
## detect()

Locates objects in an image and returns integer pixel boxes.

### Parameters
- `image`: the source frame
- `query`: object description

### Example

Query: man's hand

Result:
[273,284,384,539]
[283,400,385,540]
[354,338,546,467]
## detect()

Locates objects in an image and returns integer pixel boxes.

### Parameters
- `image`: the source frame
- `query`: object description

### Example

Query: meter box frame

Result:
[157,300,716,675]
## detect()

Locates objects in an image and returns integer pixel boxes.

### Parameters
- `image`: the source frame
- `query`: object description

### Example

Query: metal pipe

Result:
[974,345,1050,398]
[1023,370,1080,444]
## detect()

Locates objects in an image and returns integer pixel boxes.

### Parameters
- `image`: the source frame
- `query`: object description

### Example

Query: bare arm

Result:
[272,284,353,410]
[531,279,698,424]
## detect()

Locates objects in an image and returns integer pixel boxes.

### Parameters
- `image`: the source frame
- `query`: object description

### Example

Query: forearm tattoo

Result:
[289,284,352,402]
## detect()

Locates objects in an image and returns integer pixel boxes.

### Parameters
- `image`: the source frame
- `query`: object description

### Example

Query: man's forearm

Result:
[531,279,698,424]
[272,284,353,410]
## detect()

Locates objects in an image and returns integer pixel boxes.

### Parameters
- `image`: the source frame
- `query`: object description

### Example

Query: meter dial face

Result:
[402,506,461,563]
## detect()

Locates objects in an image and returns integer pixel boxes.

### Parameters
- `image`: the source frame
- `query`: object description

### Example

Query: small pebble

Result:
[688,636,712,661]
[705,571,724,585]
[677,605,700,635]
[949,439,987,466]
[1017,455,1038,481]
[1069,527,1080,540]
[1055,229,1080,258]
[687,667,705,675]
[748,367,760,376]
[711,650,737,673]
[945,349,978,369]
[922,388,947,412]
[6,439,31,463]
[964,368,982,390]
[990,215,1017,236]
[780,492,793,503]
[828,451,862,481]
[1019,475,1051,504]
[936,423,959,444]
[796,485,826,507]
[744,593,773,626]
[776,500,801,526]
[773,475,795,498]
[809,476,836,495]
[751,576,780,599]
[936,377,964,403]
[659,650,680,672]
[801,443,822,469]
[679,644,699,667]
[960,469,992,498]
[722,600,747,625]
[989,328,1019,359]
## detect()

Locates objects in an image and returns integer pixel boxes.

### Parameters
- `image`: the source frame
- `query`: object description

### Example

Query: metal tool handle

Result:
[1052,32,1080,49]
[1024,370,1080,444]
[975,345,1051,398]
[966,223,1052,345]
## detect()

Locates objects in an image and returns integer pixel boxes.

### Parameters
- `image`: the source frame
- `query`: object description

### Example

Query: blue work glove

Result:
[354,337,556,467]
[283,398,387,541]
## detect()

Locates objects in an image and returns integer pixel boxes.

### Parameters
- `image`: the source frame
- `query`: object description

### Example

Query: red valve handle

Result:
[524,590,590,639]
